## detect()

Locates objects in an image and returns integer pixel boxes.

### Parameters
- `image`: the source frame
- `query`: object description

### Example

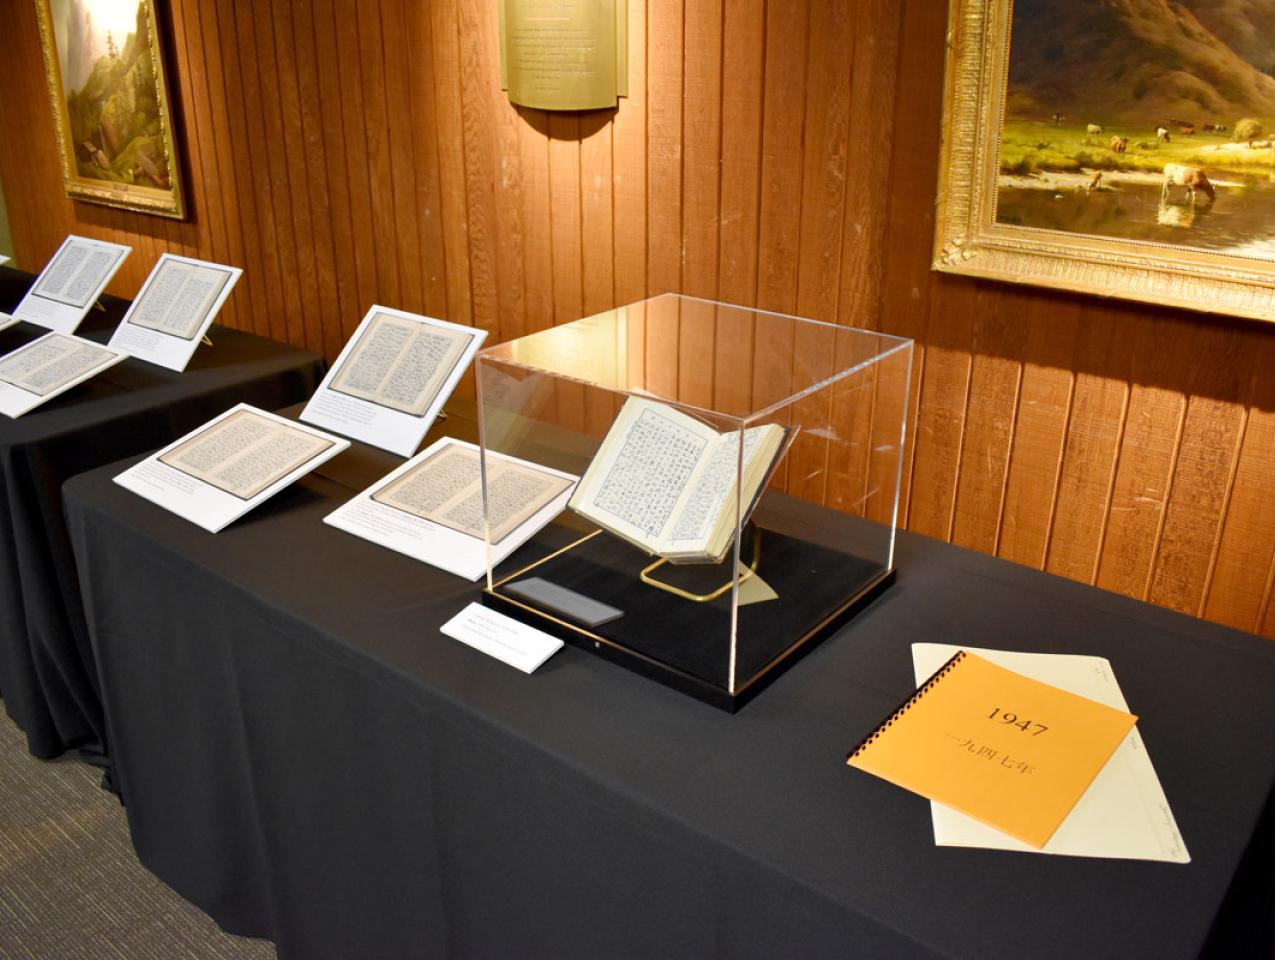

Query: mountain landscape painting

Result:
[997,0,1275,260]
[38,0,184,217]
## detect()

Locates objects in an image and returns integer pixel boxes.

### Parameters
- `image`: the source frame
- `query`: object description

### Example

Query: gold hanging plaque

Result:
[499,0,627,111]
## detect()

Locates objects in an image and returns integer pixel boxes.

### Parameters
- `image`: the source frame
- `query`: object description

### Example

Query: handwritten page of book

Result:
[115,404,348,533]
[0,333,127,418]
[912,644,1189,862]
[159,408,336,501]
[12,236,131,334]
[325,437,577,581]
[569,396,784,561]
[847,650,1137,849]
[109,255,241,371]
[301,306,486,457]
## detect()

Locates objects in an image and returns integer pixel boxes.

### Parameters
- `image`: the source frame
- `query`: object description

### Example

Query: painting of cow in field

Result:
[996,0,1275,260]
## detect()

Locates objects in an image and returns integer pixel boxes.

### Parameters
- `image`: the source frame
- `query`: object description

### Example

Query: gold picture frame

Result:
[934,0,1275,323]
[35,0,185,219]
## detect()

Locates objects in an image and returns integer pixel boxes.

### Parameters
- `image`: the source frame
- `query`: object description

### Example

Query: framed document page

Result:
[0,332,127,418]
[108,254,242,371]
[301,307,486,457]
[114,404,348,533]
[12,235,131,334]
[325,437,577,580]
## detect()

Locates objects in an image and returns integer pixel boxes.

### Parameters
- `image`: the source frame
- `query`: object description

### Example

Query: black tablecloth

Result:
[0,267,324,761]
[63,428,1275,960]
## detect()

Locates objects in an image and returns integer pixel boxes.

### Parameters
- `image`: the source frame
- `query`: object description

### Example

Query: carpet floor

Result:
[0,709,274,960]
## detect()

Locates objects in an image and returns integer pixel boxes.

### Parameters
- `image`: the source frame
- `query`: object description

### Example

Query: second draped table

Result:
[0,266,325,762]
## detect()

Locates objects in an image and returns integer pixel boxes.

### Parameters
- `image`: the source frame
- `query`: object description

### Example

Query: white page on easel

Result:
[913,643,1189,863]
[301,306,487,457]
[0,332,128,418]
[12,236,131,334]
[114,404,348,533]
[325,437,576,580]
[108,254,242,371]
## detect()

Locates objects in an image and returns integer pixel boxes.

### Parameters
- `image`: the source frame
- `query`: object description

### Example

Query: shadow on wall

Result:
[923,271,1274,413]
[516,105,616,139]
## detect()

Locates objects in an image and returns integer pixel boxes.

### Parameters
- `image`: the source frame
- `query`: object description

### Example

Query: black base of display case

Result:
[484,523,895,712]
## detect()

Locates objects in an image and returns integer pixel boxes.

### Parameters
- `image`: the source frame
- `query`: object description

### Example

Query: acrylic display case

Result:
[476,295,913,711]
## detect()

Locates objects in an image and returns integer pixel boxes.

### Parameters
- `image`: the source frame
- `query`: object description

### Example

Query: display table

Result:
[63,419,1275,960]
[0,266,324,761]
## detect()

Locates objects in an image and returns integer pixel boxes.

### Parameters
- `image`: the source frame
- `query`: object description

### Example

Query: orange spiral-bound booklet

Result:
[846,651,1138,849]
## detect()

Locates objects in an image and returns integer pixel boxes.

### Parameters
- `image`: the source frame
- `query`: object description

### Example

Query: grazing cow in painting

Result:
[1086,123,1103,135]
[1179,124,1195,137]
[1109,136,1129,153]
[1202,123,1227,133]
[1156,126,1170,143]
[1050,112,1065,125]
[1161,163,1215,204]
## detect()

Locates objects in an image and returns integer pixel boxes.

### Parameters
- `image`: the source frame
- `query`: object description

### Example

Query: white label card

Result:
[13,235,131,334]
[108,254,242,371]
[114,403,349,533]
[440,602,563,674]
[301,305,487,457]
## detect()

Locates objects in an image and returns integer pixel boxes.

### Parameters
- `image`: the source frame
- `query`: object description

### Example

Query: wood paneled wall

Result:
[2,0,1274,638]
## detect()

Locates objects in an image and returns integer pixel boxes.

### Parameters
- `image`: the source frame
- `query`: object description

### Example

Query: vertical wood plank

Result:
[875,0,947,524]
[219,0,282,340]
[474,3,528,339]
[681,0,722,299]
[716,0,764,307]
[1146,326,1256,614]
[611,0,647,306]
[580,117,616,316]
[647,0,683,295]
[1204,336,1275,629]
[289,0,346,357]
[950,287,1028,554]
[752,0,809,490]
[430,0,474,325]
[311,0,364,340]
[266,0,321,351]
[457,0,503,333]
[380,0,425,313]
[408,0,450,318]
[1044,313,1130,583]
[1095,316,1200,597]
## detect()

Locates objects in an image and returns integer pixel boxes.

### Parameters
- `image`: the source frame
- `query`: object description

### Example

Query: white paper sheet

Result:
[0,332,128,418]
[12,236,131,334]
[107,254,242,371]
[114,404,349,533]
[301,306,486,457]
[912,643,1189,863]
[440,603,563,674]
[324,437,577,581]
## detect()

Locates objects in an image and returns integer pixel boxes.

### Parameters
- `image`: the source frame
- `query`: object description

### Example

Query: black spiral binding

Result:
[846,650,968,763]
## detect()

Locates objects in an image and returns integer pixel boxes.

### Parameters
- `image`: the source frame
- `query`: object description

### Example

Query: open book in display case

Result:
[476,295,913,711]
